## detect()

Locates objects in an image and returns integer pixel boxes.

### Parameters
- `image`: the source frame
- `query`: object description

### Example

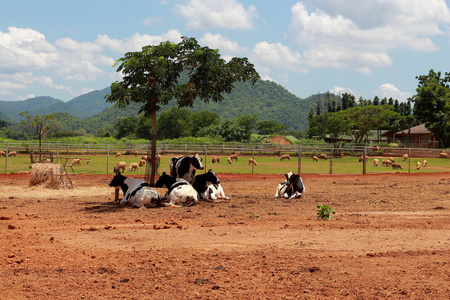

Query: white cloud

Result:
[375,83,411,102]
[174,0,256,29]
[96,29,182,53]
[54,38,102,52]
[329,86,354,96]
[35,76,74,94]
[288,1,450,72]
[251,41,303,71]
[0,27,59,70]
[200,33,244,53]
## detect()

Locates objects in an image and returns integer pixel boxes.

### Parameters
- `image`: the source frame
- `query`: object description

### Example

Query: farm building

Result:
[383,123,438,148]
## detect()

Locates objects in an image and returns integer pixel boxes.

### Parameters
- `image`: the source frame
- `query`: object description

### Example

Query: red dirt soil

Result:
[0,172,449,299]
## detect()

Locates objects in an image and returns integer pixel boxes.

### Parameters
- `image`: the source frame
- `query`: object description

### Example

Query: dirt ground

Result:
[0,171,449,299]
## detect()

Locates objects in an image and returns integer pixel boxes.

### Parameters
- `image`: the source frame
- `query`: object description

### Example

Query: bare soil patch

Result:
[266,136,292,145]
[1,172,449,299]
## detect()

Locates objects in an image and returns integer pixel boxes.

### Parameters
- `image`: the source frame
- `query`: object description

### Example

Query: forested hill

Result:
[159,80,316,132]
[0,80,318,132]
[0,88,111,122]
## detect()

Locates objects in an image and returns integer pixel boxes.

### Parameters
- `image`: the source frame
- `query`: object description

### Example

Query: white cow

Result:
[155,172,199,207]
[274,171,305,199]
[205,183,230,200]
[109,173,161,208]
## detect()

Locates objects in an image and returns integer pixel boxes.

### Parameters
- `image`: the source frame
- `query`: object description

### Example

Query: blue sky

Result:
[1,0,449,102]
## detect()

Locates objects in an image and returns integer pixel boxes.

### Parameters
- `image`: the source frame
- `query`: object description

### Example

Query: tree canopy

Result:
[412,69,450,147]
[106,36,260,184]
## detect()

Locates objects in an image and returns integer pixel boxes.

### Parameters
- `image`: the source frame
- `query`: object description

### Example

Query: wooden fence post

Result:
[408,148,411,173]
[362,147,367,175]
[252,149,255,174]
[329,148,333,174]
[204,148,208,173]
[5,143,9,174]
[107,143,110,174]
[298,145,302,175]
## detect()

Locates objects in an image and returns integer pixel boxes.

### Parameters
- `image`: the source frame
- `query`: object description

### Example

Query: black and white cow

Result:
[205,183,230,200]
[109,173,161,208]
[191,169,222,200]
[273,171,305,199]
[169,154,204,183]
[155,172,199,207]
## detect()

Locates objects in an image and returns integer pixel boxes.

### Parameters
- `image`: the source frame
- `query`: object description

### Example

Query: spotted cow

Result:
[191,169,223,200]
[169,154,204,183]
[155,172,199,207]
[109,173,161,208]
[273,171,305,199]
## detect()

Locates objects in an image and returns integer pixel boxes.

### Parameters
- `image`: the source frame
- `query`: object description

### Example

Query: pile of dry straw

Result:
[29,163,62,188]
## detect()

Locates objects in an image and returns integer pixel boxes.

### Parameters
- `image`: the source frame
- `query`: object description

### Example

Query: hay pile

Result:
[30,163,62,188]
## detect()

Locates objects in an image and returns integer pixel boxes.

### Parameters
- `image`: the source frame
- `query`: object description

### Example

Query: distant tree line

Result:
[1,69,448,147]
[307,69,449,148]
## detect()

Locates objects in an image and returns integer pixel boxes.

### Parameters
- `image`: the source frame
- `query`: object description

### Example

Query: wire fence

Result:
[0,142,449,175]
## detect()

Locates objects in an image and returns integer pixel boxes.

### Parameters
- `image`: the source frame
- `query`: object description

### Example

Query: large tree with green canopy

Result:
[412,69,450,148]
[337,105,400,143]
[106,37,260,185]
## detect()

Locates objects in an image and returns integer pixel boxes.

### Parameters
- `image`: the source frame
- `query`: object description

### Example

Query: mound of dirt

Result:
[266,135,292,145]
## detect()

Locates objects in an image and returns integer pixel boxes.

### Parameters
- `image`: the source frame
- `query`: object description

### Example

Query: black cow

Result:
[273,171,305,199]
[169,154,204,183]
[109,173,161,208]
[155,172,199,207]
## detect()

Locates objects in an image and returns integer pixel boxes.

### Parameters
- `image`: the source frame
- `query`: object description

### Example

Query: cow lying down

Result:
[155,172,199,207]
[109,173,161,208]
[206,183,230,200]
[274,171,305,199]
[192,169,230,201]
[155,170,230,206]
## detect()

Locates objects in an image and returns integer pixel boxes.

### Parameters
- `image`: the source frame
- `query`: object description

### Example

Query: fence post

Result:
[408,148,411,173]
[362,147,367,174]
[329,148,333,174]
[107,143,110,174]
[252,149,255,174]
[5,143,8,174]
[204,148,208,173]
[297,145,302,175]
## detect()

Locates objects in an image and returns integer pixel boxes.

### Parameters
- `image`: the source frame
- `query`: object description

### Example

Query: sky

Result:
[1,0,449,103]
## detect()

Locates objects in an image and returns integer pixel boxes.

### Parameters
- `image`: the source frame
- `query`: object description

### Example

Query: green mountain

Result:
[164,80,316,132]
[67,87,111,118]
[0,80,319,133]
[0,96,66,122]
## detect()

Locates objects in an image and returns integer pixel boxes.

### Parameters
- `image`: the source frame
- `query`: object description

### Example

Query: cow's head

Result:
[204,169,219,184]
[155,172,174,188]
[192,154,205,170]
[284,171,294,184]
[109,173,126,187]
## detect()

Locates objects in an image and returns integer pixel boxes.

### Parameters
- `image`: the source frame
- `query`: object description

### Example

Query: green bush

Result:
[316,204,335,220]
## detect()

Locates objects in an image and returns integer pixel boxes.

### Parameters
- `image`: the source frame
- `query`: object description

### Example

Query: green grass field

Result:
[1,153,449,176]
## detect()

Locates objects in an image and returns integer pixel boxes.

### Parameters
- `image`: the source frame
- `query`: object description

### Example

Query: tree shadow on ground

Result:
[81,200,161,213]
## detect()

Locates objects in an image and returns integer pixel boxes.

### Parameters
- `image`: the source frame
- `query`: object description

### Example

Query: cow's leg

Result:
[274,184,283,197]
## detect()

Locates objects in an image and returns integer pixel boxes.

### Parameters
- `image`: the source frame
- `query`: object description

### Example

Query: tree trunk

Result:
[150,110,157,186]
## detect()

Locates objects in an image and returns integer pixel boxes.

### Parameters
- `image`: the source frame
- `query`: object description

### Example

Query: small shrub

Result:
[249,213,260,219]
[315,204,335,220]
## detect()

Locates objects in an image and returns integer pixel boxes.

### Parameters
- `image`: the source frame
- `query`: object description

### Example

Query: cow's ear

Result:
[208,169,213,172]
[162,172,166,175]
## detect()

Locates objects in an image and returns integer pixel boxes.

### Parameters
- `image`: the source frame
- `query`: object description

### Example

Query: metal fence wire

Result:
[0,142,448,175]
